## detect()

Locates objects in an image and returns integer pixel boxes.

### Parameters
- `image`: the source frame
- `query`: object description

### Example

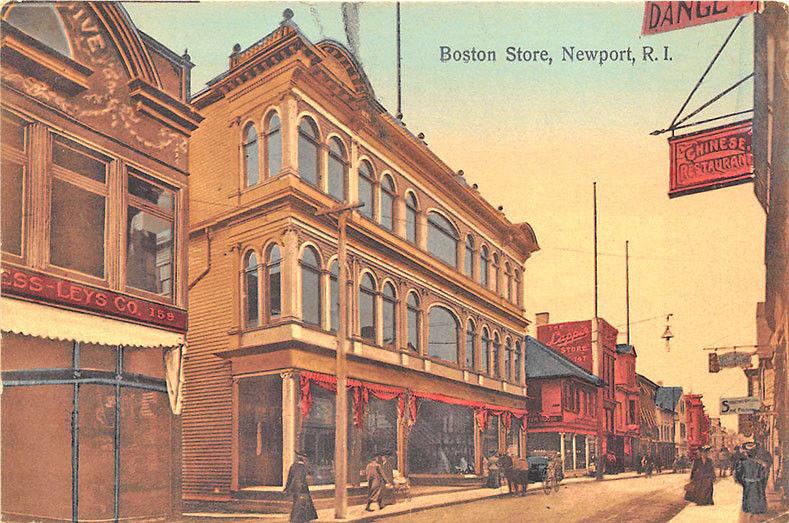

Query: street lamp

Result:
[315,201,364,520]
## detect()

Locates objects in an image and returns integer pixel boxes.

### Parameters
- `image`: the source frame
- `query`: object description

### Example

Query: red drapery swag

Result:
[299,371,527,430]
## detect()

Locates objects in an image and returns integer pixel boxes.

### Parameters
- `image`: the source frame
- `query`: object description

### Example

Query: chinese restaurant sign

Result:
[669,120,753,198]
[642,2,760,35]
[1,266,187,333]
[537,320,593,372]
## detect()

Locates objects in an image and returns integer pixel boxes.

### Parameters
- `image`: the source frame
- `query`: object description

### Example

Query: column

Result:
[348,140,359,205]
[281,371,298,485]
[585,436,590,470]
[572,433,577,470]
[281,227,300,322]
[280,93,299,176]
[559,432,565,465]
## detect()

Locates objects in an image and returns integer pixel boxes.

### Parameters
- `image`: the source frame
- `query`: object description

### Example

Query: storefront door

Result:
[237,375,282,487]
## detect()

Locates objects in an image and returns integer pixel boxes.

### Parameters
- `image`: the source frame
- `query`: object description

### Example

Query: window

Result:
[427,211,458,267]
[428,306,458,364]
[479,246,489,287]
[492,253,500,294]
[49,136,107,278]
[466,321,476,370]
[264,113,282,177]
[126,172,175,297]
[330,261,339,333]
[505,262,512,302]
[4,3,72,57]
[492,333,501,377]
[514,270,521,306]
[464,235,474,277]
[243,123,259,187]
[628,400,637,425]
[266,245,282,319]
[405,192,418,243]
[243,251,260,327]
[327,137,347,201]
[380,174,396,231]
[298,117,319,187]
[481,328,491,375]
[514,341,522,382]
[1,111,26,256]
[407,292,420,353]
[504,338,513,381]
[359,273,376,342]
[382,282,396,346]
[358,160,374,219]
[300,246,321,326]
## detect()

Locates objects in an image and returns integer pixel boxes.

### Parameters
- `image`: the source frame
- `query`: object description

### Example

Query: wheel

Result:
[553,478,560,493]
[543,480,551,495]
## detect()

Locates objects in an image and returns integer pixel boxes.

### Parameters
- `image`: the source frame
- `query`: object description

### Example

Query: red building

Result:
[611,344,640,470]
[683,394,711,456]
[525,336,603,473]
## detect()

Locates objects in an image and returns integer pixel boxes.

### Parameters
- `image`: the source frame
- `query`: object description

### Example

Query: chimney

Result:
[535,312,550,326]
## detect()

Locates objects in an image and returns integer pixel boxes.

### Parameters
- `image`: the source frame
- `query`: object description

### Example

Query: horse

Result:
[502,457,529,495]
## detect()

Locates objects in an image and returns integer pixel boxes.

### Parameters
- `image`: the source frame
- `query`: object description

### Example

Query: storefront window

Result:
[360,397,398,474]
[563,433,574,470]
[78,385,116,521]
[482,415,500,457]
[382,283,396,347]
[506,424,522,456]
[238,375,282,487]
[1,111,26,256]
[527,432,560,455]
[300,246,321,326]
[408,400,473,474]
[327,137,346,201]
[359,273,376,342]
[575,434,587,469]
[428,306,458,363]
[298,117,319,187]
[300,386,336,485]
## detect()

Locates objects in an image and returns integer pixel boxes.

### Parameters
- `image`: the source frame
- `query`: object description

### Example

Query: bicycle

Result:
[542,469,561,494]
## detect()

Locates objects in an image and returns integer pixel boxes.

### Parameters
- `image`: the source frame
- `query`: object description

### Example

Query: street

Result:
[379,474,690,523]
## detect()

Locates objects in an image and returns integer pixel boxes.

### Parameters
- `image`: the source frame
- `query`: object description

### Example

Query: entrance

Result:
[237,374,282,487]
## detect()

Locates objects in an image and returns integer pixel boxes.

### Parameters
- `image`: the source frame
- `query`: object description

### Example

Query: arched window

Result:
[300,246,321,326]
[505,262,512,302]
[243,123,259,187]
[4,4,72,57]
[481,328,491,375]
[382,282,396,346]
[464,235,474,277]
[358,160,375,219]
[327,137,347,201]
[380,175,396,231]
[514,270,521,307]
[298,117,319,187]
[265,112,282,177]
[428,306,459,363]
[427,211,458,267]
[480,245,489,287]
[405,192,418,243]
[492,253,500,294]
[505,337,513,381]
[407,292,420,353]
[493,333,501,377]
[266,245,282,319]
[243,251,259,327]
[466,320,477,370]
[359,273,376,342]
[330,261,339,333]
[515,340,522,382]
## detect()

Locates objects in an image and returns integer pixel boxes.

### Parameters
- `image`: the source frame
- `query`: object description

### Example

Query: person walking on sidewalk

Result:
[365,454,390,512]
[735,442,768,518]
[718,446,731,477]
[284,451,318,523]
[684,446,715,506]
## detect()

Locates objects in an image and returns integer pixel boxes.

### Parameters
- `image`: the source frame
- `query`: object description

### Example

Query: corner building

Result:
[185,16,538,504]
[0,2,200,521]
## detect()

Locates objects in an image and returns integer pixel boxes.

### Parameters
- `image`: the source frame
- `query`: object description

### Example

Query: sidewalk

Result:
[669,477,789,523]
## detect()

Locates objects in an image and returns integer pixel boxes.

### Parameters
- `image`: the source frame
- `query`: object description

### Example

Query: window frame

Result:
[382,281,397,348]
[492,332,501,378]
[242,122,260,188]
[404,191,418,244]
[265,244,283,321]
[481,327,491,375]
[242,250,261,328]
[1,110,29,261]
[358,159,375,220]
[379,174,396,231]
[406,291,421,353]
[465,320,477,370]
[297,116,321,188]
[479,245,489,287]
[326,136,348,202]
[426,211,459,268]
[263,111,282,179]
[358,272,377,343]
[299,246,322,327]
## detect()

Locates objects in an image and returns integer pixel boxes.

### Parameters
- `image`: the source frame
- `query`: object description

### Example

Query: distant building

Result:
[635,374,659,468]
[683,394,710,457]
[655,386,683,462]
[613,344,640,470]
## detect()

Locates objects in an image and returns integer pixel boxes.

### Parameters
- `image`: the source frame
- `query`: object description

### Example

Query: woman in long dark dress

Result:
[735,443,767,517]
[685,446,715,505]
[284,452,318,523]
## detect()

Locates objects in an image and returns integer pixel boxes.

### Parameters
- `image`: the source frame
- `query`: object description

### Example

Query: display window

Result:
[407,400,474,474]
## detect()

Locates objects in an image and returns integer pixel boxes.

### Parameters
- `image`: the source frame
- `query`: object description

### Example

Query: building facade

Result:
[524,336,602,474]
[635,373,659,469]
[184,15,539,505]
[655,386,683,463]
[0,2,200,521]
[683,394,710,457]
[612,344,640,471]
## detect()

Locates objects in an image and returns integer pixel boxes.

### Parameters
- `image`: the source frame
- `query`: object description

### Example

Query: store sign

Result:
[718,351,754,369]
[1,266,187,332]
[669,120,753,198]
[720,396,761,415]
[537,320,593,372]
[642,2,760,35]
[527,414,563,424]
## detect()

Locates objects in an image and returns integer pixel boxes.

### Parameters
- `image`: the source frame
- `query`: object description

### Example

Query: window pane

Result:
[407,400,474,474]
[428,307,458,363]
[245,256,259,327]
[1,159,24,255]
[505,340,513,380]
[330,263,339,332]
[301,261,321,327]
[427,213,457,267]
[79,385,115,521]
[267,249,281,318]
[128,174,173,212]
[52,139,106,183]
[480,250,489,286]
[359,177,373,219]
[381,192,394,231]
[266,116,282,177]
[127,206,173,296]
[245,141,259,186]
[466,326,475,369]
[300,385,336,485]
[515,342,522,381]
[360,290,375,341]
[406,207,417,243]
[1,112,26,150]
[383,297,395,346]
[493,337,500,377]
[464,243,473,277]
[298,135,319,186]
[50,178,105,277]
[481,332,490,374]
[328,156,345,201]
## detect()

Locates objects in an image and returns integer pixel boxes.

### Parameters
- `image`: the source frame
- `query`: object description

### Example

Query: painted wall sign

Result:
[527,414,564,424]
[642,1,760,35]
[669,120,753,198]
[1,266,187,333]
[720,396,761,415]
[536,320,593,372]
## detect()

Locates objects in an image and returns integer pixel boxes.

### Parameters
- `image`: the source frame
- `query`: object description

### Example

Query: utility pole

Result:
[625,240,630,347]
[396,2,403,119]
[593,182,604,480]
[593,182,598,319]
[316,201,364,520]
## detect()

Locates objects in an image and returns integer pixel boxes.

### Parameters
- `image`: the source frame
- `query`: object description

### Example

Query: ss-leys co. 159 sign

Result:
[720,396,761,415]
[668,119,753,198]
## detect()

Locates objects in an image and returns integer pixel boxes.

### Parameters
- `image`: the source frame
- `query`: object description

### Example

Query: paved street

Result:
[379,474,690,523]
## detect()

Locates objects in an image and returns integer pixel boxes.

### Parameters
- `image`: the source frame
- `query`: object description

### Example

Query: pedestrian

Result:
[756,442,773,501]
[365,453,389,511]
[284,451,318,523]
[718,446,731,477]
[684,446,715,506]
[485,449,501,488]
[642,454,653,477]
[735,442,767,518]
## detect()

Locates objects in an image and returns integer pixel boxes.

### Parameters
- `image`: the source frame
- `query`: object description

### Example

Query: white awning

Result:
[1,297,185,348]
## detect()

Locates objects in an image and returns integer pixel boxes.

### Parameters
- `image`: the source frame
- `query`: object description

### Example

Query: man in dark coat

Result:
[284,452,318,523]
[685,446,715,505]
[365,454,389,511]
[736,442,768,517]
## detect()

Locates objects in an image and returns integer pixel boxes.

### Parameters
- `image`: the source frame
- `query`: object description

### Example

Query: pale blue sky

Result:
[125,2,763,428]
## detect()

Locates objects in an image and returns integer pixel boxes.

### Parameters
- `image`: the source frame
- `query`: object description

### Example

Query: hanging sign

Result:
[669,119,753,198]
[642,2,760,35]
[718,351,754,369]
[720,396,760,415]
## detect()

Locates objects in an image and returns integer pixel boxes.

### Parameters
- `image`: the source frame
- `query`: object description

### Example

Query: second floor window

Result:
[359,273,376,342]
[243,251,259,327]
[298,117,319,187]
[358,160,374,219]
[300,247,321,326]
[243,123,259,187]
[266,245,282,319]
[327,137,347,201]
[427,211,458,268]
[264,113,282,177]
[428,306,458,364]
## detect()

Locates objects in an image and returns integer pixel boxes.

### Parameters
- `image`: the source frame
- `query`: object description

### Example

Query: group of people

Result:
[683,442,773,518]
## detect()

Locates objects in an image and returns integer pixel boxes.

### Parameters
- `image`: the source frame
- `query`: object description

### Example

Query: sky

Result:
[124,1,765,430]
